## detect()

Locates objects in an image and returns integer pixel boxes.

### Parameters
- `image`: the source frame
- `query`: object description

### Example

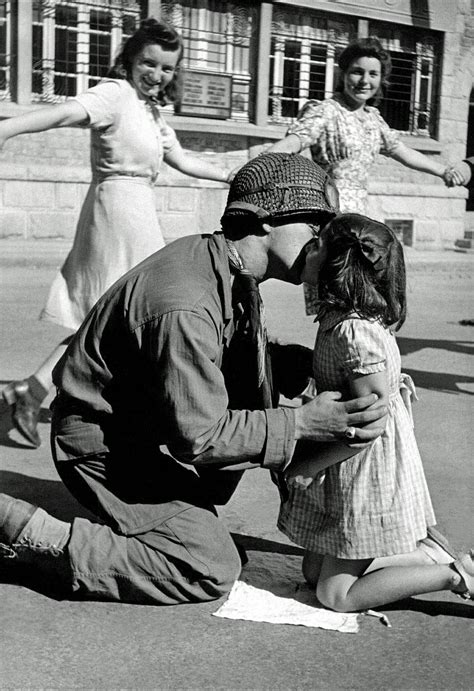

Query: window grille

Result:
[268,7,441,137]
[368,21,442,137]
[269,7,356,124]
[160,0,256,121]
[0,0,10,100]
[466,86,474,212]
[32,0,141,103]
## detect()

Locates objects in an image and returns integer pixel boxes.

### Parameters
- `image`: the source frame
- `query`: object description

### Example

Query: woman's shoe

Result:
[2,380,42,447]
[451,550,474,600]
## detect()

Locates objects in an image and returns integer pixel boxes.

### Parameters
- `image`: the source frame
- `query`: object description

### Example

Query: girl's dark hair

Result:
[335,37,391,106]
[317,213,406,330]
[108,18,183,105]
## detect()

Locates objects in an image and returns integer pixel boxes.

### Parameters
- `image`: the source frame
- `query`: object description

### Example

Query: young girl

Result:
[1,18,233,448]
[278,213,473,611]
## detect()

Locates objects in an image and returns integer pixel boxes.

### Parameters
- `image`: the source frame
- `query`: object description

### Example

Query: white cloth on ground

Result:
[212,580,359,633]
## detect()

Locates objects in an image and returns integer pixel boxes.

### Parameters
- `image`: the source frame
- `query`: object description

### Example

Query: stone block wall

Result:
[0,0,472,251]
[368,177,468,249]
[0,126,243,244]
[0,127,469,249]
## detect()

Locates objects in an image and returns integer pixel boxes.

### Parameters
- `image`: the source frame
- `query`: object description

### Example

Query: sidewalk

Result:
[0,258,473,689]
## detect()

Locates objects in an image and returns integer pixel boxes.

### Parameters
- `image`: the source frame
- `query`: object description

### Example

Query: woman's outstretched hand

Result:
[294,390,386,444]
[443,162,471,187]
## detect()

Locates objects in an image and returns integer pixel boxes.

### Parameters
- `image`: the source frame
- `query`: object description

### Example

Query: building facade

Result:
[0,0,472,247]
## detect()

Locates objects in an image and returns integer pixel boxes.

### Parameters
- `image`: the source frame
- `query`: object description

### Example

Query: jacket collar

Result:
[208,233,235,346]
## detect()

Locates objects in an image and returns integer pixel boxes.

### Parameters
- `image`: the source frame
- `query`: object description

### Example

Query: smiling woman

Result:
[0,17,232,449]
[341,56,382,111]
[269,37,452,216]
[130,44,181,101]
[267,36,455,314]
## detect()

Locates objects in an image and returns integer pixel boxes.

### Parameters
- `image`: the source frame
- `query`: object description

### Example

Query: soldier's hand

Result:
[294,390,386,443]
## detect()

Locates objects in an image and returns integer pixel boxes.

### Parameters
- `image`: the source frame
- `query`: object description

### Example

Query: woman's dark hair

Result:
[334,37,392,106]
[108,18,183,105]
[317,213,406,330]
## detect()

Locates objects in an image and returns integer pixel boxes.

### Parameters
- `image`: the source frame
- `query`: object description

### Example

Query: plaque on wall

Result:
[177,70,232,120]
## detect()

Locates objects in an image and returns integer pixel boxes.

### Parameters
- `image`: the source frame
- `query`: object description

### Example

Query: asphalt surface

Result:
[0,245,473,689]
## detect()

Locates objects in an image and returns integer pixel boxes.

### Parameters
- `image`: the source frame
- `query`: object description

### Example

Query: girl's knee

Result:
[316,580,350,612]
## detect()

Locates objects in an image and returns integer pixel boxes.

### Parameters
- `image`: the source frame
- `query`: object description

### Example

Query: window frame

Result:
[160,0,256,122]
[0,0,11,100]
[265,5,442,138]
[31,0,140,103]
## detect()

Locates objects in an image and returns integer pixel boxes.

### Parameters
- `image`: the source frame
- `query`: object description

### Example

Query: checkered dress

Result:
[278,313,436,559]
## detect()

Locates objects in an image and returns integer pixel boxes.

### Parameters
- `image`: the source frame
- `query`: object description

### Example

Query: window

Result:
[26,1,443,138]
[0,0,10,99]
[370,21,442,137]
[269,7,356,123]
[161,0,256,121]
[267,7,441,137]
[32,0,141,103]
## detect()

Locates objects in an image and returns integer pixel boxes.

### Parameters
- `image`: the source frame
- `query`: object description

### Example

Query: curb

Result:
[0,239,473,269]
[0,240,71,268]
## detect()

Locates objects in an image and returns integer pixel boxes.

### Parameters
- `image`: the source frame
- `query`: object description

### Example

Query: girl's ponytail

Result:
[317,213,406,329]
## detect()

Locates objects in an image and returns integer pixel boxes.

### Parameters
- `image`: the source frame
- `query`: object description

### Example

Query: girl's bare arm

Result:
[286,371,389,482]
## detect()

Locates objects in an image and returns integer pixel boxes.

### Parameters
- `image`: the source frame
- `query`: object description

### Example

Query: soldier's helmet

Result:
[222,152,339,224]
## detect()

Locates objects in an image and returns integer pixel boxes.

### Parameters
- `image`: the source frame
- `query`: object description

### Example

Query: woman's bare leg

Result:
[303,545,447,587]
[316,555,462,612]
[33,336,73,391]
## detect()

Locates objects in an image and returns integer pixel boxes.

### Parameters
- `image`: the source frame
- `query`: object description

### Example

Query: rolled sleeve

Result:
[262,407,296,471]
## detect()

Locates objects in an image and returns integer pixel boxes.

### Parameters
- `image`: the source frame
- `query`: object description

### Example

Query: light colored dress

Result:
[288,96,401,315]
[288,96,400,214]
[40,79,176,330]
[278,312,436,559]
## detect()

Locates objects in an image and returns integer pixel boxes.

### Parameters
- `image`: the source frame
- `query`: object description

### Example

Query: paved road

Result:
[0,250,473,689]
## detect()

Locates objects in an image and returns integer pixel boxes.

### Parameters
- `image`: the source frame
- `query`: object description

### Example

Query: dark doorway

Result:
[466,86,474,211]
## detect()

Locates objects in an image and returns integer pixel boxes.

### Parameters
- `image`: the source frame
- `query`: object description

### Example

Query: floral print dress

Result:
[288,96,400,314]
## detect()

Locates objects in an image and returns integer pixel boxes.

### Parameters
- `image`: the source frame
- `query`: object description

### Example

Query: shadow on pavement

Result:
[402,367,474,395]
[396,337,474,394]
[232,532,304,556]
[0,562,71,601]
[1,474,472,621]
[384,596,474,620]
[398,337,474,357]
[0,470,94,522]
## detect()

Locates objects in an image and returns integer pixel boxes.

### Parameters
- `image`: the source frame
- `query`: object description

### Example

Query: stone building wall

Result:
[0,0,473,249]
[365,0,473,248]
[0,125,237,243]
